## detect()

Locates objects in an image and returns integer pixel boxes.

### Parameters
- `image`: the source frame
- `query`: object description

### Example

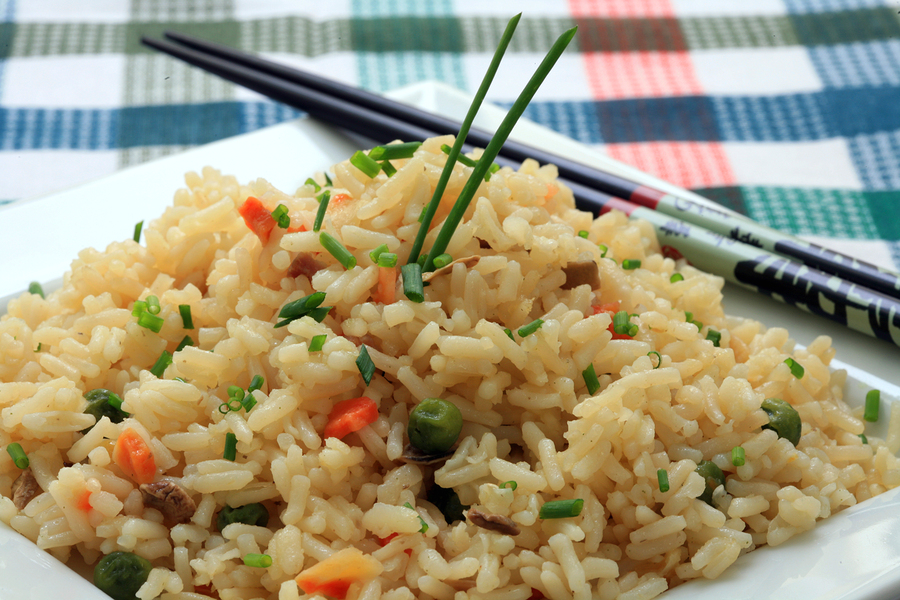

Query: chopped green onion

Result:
[685,311,692,321]
[174,377,186,383]
[324,173,333,187]
[228,385,245,401]
[304,177,321,192]
[175,335,194,352]
[379,160,397,177]
[377,252,398,268]
[132,300,148,317]
[179,304,194,329]
[107,393,124,410]
[133,220,144,243]
[582,364,600,395]
[647,351,662,368]
[35,343,42,352]
[313,190,330,232]
[305,306,333,323]
[350,150,382,178]
[517,319,544,338]
[432,253,453,269]
[864,389,880,422]
[499,480,518,490]
[224,433,237,461]
[404,502,429,533]
[150,350,172,378]
[369,244,389,263]
[407,14,523,266]
[441,144,477,167]
[369,141,421,161]
[28,281,44,298]
[859,433,868,444]
[670,273,684,283]
[784,358,804,379]
[401,263,424,303]
[138,311,164,334]
[241,394,257,412]
[248,375,264,393]
[320,232,356,270]
[577,230,589,239]
[503,327,514,341]
[612,311,637,337]
[309,334,327,352]
[218,403,231,415]
[732,446,746,466]
[271,204,290,228]
[243,553,272,568]
[423,25,577,272]
[357,345,375,385]
[622,259,641,270]
[279,292,327,320]
[598,244,608,258]
[539,498,584,519]
[706,329,721,347]
[657,469,669,493]
[7,443,28,469]
[227,398,242,412]
[145,295,160,315]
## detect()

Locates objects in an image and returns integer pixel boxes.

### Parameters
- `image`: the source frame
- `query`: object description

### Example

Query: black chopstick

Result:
[141,34,900,346]
[158,30,900,303]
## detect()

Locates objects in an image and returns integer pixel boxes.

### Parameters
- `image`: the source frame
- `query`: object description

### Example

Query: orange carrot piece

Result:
[238,196,276,244]
[75,489,92,512]
[372,266,397,304]
[295,547,383,600]
[112,428,156,485]
[330,193,351,206]
[323,397,378,440]
[592,301,632,339]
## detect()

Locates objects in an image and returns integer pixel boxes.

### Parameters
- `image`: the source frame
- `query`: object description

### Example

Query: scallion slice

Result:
[7,442,28,469]
[313,190,330,232]
[407,14,523,266]
[150,350,172,378]
[179,304,194,329]
[518,319,544,338]
[138,311,164,334]
[28,281,44,298]
[146,295,161,315]
[706,329,721,347]
[670,273,684,283]
[132,300,148,317]
[380,160,397,177]
[432,253,453,269]
[612,311,637,337]
[647,351,662,368]
[784,357,804,379]
[357,345,375,385]
[324,173,333,187]
[499,480,518,490]
[107,393,124,410]
[731,446,746,467]
[271,204,290,228]
[377,252,398,268]
[404,502,429,533]
[309,334,327,352]
[859,433,868,444]
[622,259,641,270]
[320,232,356,270]
[350,150,381,178]
[503,327,514,340]
[133,220,144,243]
[228,385,245,401]
[539,498,583,519]
[279,292,327,320]
[248,375,264,393]
[864,389,880,422]
[175,335,194,352]
[369,244,389,263]
[304,177,321,193]
[401,263,424,303]
[306,306,333,323]
[598,244,608,258]
[369,141,421,161]
[241,393,257,412]
[224,432,237,461]
[243,553,272,568]
[582,364,600,395]
[657,469,669,493]
[577,230,589,239]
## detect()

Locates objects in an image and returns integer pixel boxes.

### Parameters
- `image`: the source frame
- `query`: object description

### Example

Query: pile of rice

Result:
[1,135,898,600]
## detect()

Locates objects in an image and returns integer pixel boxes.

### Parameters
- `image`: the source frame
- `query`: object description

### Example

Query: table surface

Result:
[2,0,900,272]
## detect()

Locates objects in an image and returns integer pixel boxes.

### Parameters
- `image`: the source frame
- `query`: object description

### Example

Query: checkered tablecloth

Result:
[3,0,900,270]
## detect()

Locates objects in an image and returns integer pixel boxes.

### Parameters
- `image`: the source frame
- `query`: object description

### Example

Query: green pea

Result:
[83,388,129,432]
[93,551,152,600]
[695,460,725,506]
[761,397,802,447]
[426,485,469,524]
[407,398,463,454]
[216,503,270,532]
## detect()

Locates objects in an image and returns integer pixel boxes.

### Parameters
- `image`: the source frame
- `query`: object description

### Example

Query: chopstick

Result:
[142,34,900,347]
[157,31,900,303]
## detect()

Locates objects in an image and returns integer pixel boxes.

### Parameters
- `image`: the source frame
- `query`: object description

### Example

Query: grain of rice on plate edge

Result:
[0,135,898,600]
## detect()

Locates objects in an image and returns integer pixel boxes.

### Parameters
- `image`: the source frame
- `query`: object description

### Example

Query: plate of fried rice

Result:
[0,82,898,600]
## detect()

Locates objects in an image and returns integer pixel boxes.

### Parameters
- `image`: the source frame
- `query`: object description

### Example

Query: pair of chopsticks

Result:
[142,32,900,347]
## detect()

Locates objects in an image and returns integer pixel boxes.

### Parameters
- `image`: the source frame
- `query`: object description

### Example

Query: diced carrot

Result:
[112,427,156,485]
[592,301,632,339]
[238,196,276,244]
[330,193,351,206]
[75,489,92,512]
[375,532,413,556]
[295,547,383,600]
[372,266,397,304]
[545,184,558,200]
[323,397,378,440]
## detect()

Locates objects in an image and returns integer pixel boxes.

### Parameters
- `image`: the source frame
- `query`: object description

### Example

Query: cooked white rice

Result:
[1,134,898,600]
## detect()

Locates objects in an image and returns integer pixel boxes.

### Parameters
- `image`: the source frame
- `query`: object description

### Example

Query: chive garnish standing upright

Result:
[657,469,670,493]
[133,220,144,243]
[150,350,172,378]
[368,141,421,161]
[6,443,28,469]
[582,364,600,395]
[423,25,578,272]
[784,358,804,379]
[357,345,375,385]
[313,190,331,232]
[539,498,584,519]
[401,263,424,303]
[864,389,880,422]
[518,319,544,338]
[224,432,237,461]
[441,144,477,167]
[179,304,194,329]
[350,150,382,178]
[407,13,523,266]
[319,232,356,269]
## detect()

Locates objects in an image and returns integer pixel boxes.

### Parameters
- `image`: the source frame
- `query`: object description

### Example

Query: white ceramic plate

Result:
[0,81,898,599]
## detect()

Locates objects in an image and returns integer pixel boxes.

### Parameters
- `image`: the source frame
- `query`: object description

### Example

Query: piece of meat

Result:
[422,255,480,283]
[466,508,520,536]
[561,261,600,290]
[11,469,40,510]
[288,252,325,279]
[140,480,196,524]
